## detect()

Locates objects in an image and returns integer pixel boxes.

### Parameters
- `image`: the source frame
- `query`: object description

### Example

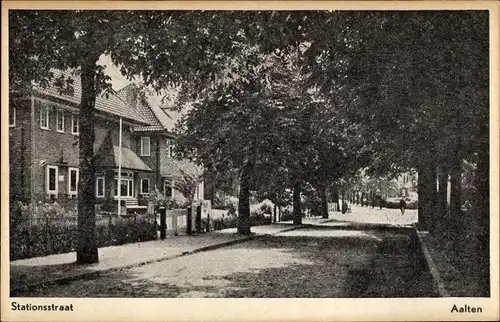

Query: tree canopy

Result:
[10,10,489,261]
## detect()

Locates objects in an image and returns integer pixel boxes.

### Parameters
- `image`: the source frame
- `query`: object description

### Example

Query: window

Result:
[9,107,16,127]
[164,179,174,198]
[40,106,50,130]
[71,114,79,135]
[166,139,174,157]
[96,177,105,198]
[140,178,150,195]
[114,171,134,197]
[68,167,78,195]
[46,165,58,195]
[56,110,65,132]
[140,137,150,156]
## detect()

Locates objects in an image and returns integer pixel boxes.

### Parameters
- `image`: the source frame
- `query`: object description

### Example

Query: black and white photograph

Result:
[2,1,499,321]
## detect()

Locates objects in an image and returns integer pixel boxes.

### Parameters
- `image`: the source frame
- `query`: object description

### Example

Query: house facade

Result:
[117,84,204,205]
[394,171,418,199]
[9,69,203,212]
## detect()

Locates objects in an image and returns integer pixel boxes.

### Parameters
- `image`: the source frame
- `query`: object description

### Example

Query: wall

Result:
[27,97,133,204]
[131,132,160,173]
[9,99,32,203]
[131,132,169,193]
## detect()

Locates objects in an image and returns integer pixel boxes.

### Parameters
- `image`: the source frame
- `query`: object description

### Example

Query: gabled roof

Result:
[116,84,161,128]
[116,84,180,133]
[94,131,152,172]
[160,157,202,179]
[34,69,148,125]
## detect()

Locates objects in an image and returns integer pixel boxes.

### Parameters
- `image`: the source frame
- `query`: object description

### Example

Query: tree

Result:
[174,166,204,204]
[174,41,314,232]
[9,10,268,260]
[10,10,123,263]
[315,11,488,234]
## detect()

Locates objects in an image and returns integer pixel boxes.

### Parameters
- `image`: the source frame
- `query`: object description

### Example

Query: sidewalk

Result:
[10,223,303,294]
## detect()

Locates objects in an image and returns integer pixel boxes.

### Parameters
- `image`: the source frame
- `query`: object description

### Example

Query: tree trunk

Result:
[417,162,437,231]
[77,59,99,264]
[321,186,328,218]
[273,204,278,223]
[448,155,462,239]
[475,121,489,296]
[293,181,302,225]
[333,188,340,211]
[341,190,347,214]
[435,164,448,236]
[237,163,251,234]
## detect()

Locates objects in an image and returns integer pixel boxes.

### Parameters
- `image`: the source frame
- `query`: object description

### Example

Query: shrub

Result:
[260,203,273,215]
[204,211,272,232]
[250,212,272,226]
[10,201,156,260]
[149,187,189,210]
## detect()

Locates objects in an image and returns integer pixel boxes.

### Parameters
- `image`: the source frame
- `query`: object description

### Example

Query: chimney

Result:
[126,85,138,110]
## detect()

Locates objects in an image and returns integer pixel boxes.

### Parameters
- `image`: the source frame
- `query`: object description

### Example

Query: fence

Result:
[328,203,339,212]
[157,209,188,236]
[10,212,157,261]
[208,209,229,220]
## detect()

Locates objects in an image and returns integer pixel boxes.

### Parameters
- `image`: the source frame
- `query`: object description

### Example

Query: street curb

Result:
[11,224,303,295]
[412,224,450,297]
[181,236,253,256]
[179,225,302,255]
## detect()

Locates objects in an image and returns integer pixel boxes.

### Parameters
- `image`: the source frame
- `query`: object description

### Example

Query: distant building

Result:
[394,171,418,198]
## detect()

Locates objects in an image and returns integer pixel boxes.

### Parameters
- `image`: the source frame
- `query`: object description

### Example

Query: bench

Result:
[124,198,148,214]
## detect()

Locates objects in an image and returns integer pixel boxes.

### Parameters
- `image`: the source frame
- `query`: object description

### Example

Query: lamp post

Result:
[117,116,123,216]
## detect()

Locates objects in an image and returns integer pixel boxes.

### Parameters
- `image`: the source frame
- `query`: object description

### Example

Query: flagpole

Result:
[117,116,123,216]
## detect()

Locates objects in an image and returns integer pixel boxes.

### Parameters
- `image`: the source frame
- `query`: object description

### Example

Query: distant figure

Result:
[399,198,406,215]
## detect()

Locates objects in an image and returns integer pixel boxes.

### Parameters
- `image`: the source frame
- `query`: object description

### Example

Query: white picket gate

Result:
[156,209,188,236]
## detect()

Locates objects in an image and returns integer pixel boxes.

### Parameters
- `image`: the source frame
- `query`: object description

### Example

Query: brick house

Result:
[116,84,204,204]
[9,69,203,211]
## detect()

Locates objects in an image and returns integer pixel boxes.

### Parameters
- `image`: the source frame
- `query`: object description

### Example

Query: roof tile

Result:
[35,69,148,125]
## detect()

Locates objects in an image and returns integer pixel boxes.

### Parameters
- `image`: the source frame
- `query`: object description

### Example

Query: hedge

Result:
[201,212,272,232]
[10,202,156,260]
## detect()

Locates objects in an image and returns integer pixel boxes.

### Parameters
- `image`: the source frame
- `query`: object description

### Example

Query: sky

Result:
[98,55,132,91]
[98,54,178,110]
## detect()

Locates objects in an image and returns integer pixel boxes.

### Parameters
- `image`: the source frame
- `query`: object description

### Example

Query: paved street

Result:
[328,203,418,226]
[15,218,438,298]
[10,224,301,294]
